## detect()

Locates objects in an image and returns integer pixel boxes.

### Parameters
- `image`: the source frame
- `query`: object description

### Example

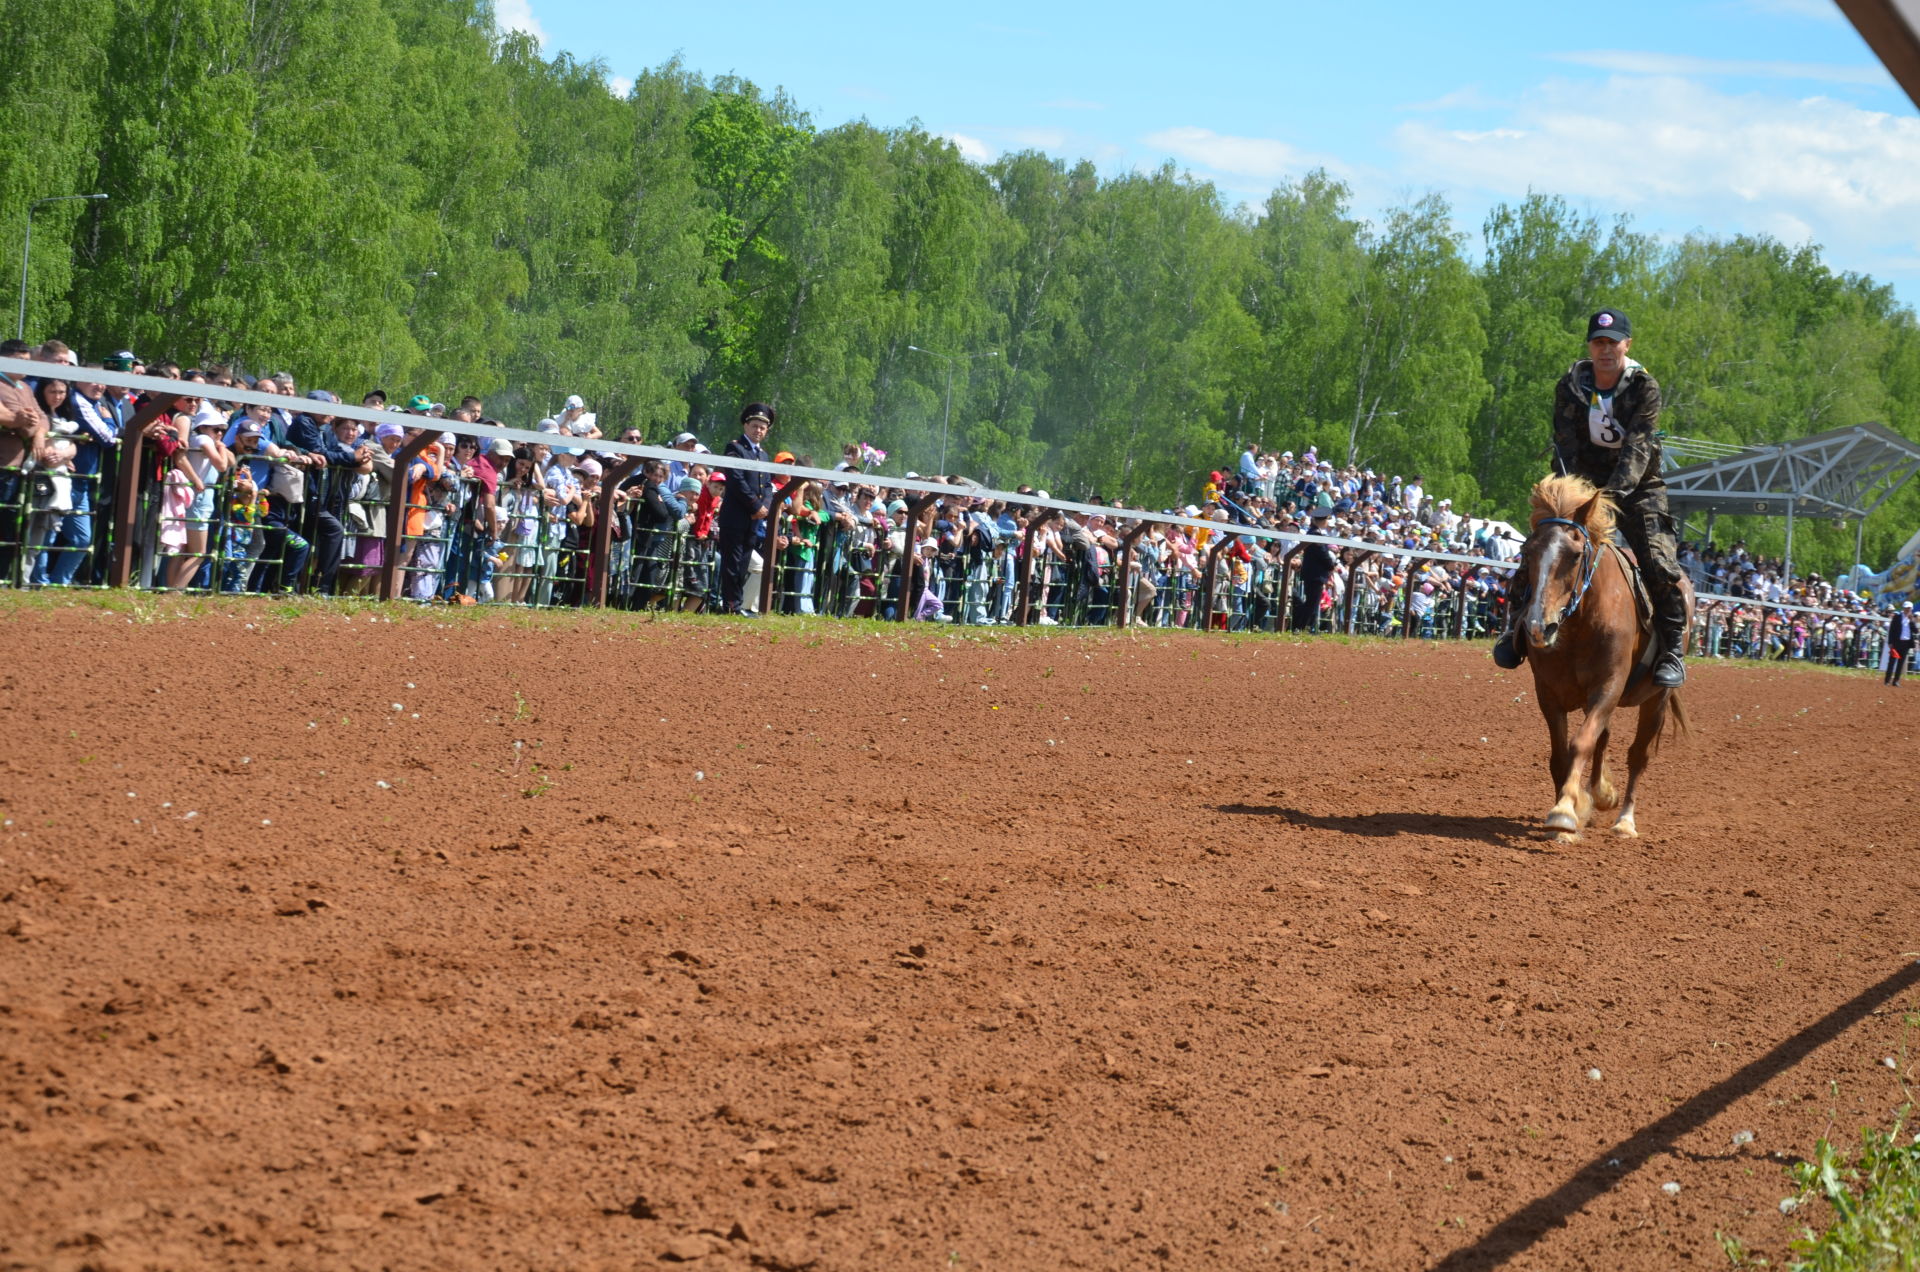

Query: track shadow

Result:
[1214,805,1538,844]
[1429,959,1920,1271]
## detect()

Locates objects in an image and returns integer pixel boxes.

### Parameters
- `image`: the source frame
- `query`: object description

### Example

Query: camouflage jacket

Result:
[1551,358,1666,506]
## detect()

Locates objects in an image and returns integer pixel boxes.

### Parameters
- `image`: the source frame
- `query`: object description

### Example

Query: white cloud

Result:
[494,0,548,45]
[1396,74,1920,263]
[1401,85,1508,113]
[608,75,633,99]
[1447,127,1528,142]
[945,132,994,163]
[1142,126,1324,182]
[1551,49,1891,86]
[1002,126,1069,150]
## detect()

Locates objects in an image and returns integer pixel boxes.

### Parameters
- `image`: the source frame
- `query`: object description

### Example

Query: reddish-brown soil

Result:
[1,597,1916,1272]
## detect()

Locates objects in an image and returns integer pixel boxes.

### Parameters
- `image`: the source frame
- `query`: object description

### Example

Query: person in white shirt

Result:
[557,394,601,439]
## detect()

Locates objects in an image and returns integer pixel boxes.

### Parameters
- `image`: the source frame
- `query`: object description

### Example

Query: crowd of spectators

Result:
[1678,539,1892,663]
[0,338,1904,667]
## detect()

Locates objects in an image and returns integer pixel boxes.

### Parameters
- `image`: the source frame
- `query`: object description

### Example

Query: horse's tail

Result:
[1652,691,1691,758]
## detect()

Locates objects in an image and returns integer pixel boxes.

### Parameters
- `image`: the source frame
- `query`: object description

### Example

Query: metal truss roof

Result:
[1660,421,1920,522]
[1839,0,1920,111]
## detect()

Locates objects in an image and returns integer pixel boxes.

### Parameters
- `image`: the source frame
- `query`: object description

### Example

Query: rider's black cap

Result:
[1586,308,1631,341]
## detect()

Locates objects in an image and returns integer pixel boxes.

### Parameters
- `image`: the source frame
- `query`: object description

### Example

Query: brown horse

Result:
[1517,476,1691,841]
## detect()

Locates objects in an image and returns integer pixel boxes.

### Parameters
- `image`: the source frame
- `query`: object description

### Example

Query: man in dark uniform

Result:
[1293,506,1337,631]
[1887,600,1916,687]
[717,402,775,614]
[1493,307,1688,687]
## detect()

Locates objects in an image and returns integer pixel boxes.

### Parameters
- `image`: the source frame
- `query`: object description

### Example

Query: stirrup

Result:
[1491,632,1525,669]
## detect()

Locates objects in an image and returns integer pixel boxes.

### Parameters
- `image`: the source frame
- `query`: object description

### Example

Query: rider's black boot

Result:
[1651,589,1688,688]
[1491,586,1528,669]
[1491,627,1525,669]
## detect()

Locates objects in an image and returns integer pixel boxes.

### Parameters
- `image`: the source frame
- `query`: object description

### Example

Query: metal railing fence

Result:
[0,358,1901,663]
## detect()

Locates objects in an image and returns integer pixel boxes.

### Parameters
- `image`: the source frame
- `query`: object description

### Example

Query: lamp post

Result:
[17,193,108,340]
[907,344,997,473]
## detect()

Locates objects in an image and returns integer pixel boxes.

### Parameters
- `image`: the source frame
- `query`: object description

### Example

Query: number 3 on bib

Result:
[1588,398,1623,448]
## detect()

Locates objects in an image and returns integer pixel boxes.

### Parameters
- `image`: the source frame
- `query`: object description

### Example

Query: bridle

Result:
[1531,517,1602,623]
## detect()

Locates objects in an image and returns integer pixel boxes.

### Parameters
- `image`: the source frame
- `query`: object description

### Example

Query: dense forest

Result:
[7,0,1920,569]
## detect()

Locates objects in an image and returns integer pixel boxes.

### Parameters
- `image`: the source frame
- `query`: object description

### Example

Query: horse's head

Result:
[1521,478,1615,652]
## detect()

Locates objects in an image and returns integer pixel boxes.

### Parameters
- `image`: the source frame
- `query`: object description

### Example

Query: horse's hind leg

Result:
[1612,696,1668,838]
[1589,727,1619,812]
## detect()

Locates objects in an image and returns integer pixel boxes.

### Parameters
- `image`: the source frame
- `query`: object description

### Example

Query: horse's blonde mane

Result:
[1528,475,1617,536]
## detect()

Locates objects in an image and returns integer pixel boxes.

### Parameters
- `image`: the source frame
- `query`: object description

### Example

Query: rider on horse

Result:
[1493,308,1688,688]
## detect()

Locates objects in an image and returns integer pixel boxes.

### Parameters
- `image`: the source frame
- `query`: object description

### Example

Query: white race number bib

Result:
[1588,393,1623,449]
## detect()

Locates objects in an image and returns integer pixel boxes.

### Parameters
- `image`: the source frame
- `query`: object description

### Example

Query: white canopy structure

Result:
[1660,422,1920,580]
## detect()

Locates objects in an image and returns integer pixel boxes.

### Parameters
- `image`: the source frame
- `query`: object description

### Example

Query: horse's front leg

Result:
[1541,703,1573,820]
[1546,703,1615,837]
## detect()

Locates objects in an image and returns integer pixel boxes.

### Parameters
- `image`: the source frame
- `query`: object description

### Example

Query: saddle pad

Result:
[1608,542,1653,627]
[1607,527,1639,571]
[1610,542,1660,692]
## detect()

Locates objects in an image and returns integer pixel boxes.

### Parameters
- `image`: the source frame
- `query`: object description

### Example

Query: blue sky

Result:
[497,0,1920,303]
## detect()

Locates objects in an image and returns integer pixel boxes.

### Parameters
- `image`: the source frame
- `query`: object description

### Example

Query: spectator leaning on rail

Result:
[1492,307,1688,687]
[289,389,360,592]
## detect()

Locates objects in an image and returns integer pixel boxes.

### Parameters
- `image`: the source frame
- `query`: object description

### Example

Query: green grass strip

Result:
[1784,1108,1920,1271]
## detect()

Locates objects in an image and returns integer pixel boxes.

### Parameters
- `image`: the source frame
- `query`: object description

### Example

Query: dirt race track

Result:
[2,598,1917,1272]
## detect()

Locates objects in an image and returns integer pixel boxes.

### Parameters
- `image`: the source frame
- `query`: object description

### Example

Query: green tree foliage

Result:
[11,0,1920,574]
[0,0,111,339]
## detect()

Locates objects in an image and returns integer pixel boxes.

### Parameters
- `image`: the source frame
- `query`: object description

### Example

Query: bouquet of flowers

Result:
[858,442,887,469]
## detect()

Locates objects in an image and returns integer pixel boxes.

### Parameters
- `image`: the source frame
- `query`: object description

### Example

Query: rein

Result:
[1533,516,1602,621]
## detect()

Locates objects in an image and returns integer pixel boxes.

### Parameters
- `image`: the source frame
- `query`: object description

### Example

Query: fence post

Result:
[758,478,806,618]
[894,491,939,622]
[105,396,174,589]
[1013,513,1045,627]
[1199,535,1231,630]
[1343,551,1374,636]
[377,430,437,602]
[1454,568,1471,641]
[587,456,644,608]
[1275,544,1304,633]
[1400,569,1418,640]
[1115,521,1151,628]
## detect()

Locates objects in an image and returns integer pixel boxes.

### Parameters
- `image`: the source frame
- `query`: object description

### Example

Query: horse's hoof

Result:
[1611,819,1638,839]
[1554,830,1580,845]
[1545,810,1578,832]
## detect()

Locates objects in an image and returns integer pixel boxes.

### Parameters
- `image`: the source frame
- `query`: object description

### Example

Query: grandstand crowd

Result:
[0,337,1901,667]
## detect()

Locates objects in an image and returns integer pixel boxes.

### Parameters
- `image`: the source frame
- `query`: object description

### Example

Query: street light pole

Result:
[907,344,998,473]
[17,193,108,341]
